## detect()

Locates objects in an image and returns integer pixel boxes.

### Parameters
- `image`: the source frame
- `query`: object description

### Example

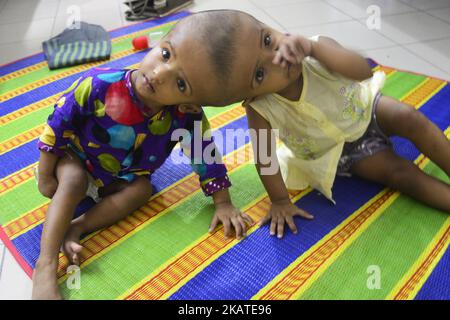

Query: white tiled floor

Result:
[0,0,450,300]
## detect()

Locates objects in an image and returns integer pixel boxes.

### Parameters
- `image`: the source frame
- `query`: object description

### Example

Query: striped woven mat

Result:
[0,11,449,300]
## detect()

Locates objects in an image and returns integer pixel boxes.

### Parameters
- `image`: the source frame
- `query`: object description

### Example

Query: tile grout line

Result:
[398,43,450,79]
[323,0,418,22]
[351,13,450,65]
[350,4,450,78]
[0,0,7,13]
[398,0,450,17]
[50,0,61,38]
[0,0,60,27]
[413,6,450,27]
[253,0,353,32]
[118,0,126,27]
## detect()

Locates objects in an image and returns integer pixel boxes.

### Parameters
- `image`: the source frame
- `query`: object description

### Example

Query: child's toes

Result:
[69,243,83,266]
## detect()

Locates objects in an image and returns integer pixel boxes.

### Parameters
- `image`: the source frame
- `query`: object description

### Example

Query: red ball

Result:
[132,36,149,50]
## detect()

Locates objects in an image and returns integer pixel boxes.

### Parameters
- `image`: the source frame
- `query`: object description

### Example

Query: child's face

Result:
[133,30,220,110]
[226,18,303,102]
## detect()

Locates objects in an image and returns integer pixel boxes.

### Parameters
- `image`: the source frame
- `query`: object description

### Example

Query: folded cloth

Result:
[42,22,111,70]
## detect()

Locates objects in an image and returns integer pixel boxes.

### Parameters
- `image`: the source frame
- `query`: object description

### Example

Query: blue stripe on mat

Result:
[169,175,384,300]
[0,11,189,77]
[367,58,378,69]
[0,53,46,77]
[415,246,450,300]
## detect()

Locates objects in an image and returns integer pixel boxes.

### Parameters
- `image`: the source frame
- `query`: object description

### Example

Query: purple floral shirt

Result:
[38,67,231,196]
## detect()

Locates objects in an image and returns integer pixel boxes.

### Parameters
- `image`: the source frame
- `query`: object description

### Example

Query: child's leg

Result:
[375,95,450,176]
[359,94,450,211]
[62,176,152,265]
[351,148,450,212]
[32,154,88,300]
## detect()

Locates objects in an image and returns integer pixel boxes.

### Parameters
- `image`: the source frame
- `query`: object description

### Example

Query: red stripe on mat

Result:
[0,225,33,278]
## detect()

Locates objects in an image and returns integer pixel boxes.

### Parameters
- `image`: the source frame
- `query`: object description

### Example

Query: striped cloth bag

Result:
[42,22,111,70]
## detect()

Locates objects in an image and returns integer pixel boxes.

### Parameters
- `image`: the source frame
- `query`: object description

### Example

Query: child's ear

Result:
[178,104,202,114]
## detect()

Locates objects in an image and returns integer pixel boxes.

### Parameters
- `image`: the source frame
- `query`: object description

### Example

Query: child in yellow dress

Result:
[205,10,450,239]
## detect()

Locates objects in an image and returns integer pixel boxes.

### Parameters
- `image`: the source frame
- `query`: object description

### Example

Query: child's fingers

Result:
[272,51,283,65]
[258,214,271,227]
[286,41,302,63]
[239,219,247,236]
[270,217,277,236]
[286,216,298,234]
[236,215,248,236]
[241,212,254,225]
[280,45,298,65]
[273,46,294,66]
[223,220,232,239]
[277,218,285,239]
[294,40,306,59]
[208,215,219,233]
[294,208,314,220]
[231,217,243,239]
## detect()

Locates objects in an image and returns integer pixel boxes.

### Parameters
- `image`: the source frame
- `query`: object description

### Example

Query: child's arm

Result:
[311,36,373,81]
[274,34,373,81]
[183,112,252,239]
[245,105,314,238]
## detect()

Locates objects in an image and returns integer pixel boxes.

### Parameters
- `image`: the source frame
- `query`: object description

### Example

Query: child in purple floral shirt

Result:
[33,12,253,300]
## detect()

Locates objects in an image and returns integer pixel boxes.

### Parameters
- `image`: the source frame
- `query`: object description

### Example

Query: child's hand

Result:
[273,34,312,68]
[38,173,58,198]
[259,199,314,239]
[209,203,253,240]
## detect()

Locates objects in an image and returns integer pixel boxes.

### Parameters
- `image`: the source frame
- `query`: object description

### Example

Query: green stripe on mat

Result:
[0,23,176,93]
[380,72,426,98]
[0,106,52,142]
[59,163,265,299]
[0,179,47,225]
[298,161,449,300]
[203,103,240,118]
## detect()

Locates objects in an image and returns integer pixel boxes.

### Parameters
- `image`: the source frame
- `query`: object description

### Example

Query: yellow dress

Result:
[249,42,385,202]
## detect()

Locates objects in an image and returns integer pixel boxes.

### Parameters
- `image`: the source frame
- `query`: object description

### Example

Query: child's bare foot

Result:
[61,225,84,266]
[32,260,62,300]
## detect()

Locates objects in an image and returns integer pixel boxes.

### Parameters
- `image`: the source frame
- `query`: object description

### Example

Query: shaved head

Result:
[168,10,259,105]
